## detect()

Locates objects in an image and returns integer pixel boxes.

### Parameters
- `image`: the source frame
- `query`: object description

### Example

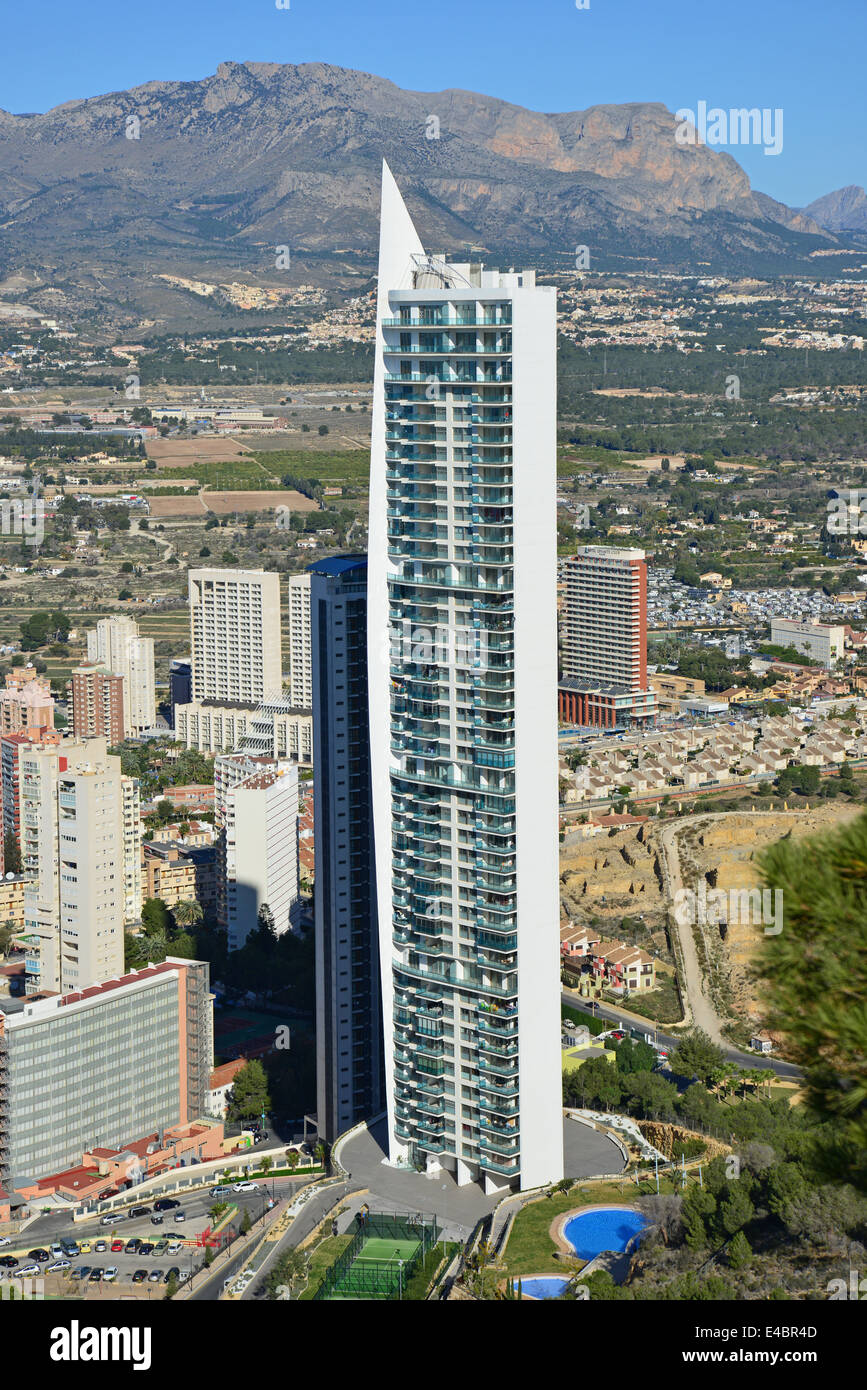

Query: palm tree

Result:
[173,900,204,928]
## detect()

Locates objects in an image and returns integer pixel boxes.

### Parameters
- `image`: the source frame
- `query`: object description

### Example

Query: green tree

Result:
[173,900,204,928]
[141,897,172,936]
[671,1029,727,1086]
[758,811,867,1152]
[3,830,21,876]
[227,1059,271,1123]
[716,1183,755,1238]
[681,1187,716,1250]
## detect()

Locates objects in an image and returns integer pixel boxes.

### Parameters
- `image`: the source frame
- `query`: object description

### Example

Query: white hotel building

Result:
[367,164,563,1192]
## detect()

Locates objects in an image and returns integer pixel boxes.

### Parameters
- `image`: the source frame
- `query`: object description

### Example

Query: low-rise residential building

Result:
[143,841,216,914]
[207,1057,248,1119]
[174,699,312,763]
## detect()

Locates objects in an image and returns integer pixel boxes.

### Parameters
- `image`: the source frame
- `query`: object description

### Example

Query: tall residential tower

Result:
[558,546,657,728]
[310,556,383,1144]
[188,568,282,705]
[366,165,563,1192]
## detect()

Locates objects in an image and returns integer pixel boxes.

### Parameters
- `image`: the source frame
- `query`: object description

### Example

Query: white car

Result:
[167,1241,182,1255]
[0,1237,12,1248]
[14,1264,40,1278]
[232,1182,258,1193]
[47,1259,71,1273]
[104,1267,118,1282]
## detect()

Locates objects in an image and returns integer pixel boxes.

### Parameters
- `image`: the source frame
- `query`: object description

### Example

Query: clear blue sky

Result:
[3,0,864,207]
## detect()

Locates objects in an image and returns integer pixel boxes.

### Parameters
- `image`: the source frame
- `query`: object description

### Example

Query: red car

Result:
[610,1030,627,1040]
[111,1240,124,1253]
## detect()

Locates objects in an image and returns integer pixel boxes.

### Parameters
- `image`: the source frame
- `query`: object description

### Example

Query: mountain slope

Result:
[0,61,838,330]
[803,185,867,232]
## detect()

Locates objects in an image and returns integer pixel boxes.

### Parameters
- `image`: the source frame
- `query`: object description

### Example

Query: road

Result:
[658,809,809,1065]
[191,1180,354,1302]
[560,990,801,1080]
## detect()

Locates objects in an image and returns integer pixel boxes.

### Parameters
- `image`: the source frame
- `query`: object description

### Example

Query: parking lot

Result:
[0,1183,282,1294]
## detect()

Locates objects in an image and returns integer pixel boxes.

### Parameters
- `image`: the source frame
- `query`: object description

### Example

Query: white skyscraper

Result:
[367,164,563,1192]
[288,572,313,709]
[19,736,132,994]
[86,615,156,734]
[214,752,301,949]
[188,568,282,706]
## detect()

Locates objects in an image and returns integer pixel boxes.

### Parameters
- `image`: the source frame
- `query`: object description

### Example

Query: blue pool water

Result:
[563,1207,648,1260]
[514,1276,570,1299]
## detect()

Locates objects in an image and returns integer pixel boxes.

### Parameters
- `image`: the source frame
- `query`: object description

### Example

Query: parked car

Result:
[0,1255,18,1269]
[124,1239,141,1254]
[104,1267,118,1282]
[153,1240,168,1255]
[94,1240,107,1253]
[49,1244,64,1258]
[61,1241,80,1257]
[131,1269,147,1283]
[88,1268,103,1282]
[148,1269,163,1282]
[27,1249,50,1263]
[69,1267,86,1281]
[164,1267,181,1284]
[111,1240,124,1253]
[167,1241,182,1256]
[15,1264,40,1278]
[47,1259,71,1273]
[138,1242,154,1256]
[78,1241,92,1255]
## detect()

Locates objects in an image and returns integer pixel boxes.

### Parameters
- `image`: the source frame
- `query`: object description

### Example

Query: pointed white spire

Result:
[377,160,425,295]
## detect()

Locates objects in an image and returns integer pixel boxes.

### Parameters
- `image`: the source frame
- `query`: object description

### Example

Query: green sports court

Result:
[314,1213,440,1300]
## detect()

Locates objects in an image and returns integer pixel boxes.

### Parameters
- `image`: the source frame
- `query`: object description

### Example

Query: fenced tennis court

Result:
[314,1212,441,1300]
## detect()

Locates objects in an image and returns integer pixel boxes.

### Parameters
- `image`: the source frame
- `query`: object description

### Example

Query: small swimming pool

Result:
[514,1276,570,1300]
[563,1207,648,1260]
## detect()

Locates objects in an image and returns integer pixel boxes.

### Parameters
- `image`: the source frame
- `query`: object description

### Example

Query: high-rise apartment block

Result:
[559,546,657,728]
[1,729,60,875]
[288,572,313,709]
[19,737,142,995]
[86,615,156,734]
[169,657,193,727]
[0,667,54,735]
[71,664,125,743]
[310,556,383,1143]
[188,568,282,705]
[214,752,301,949]
[0,957,213,1192]
[366,166,563,1191]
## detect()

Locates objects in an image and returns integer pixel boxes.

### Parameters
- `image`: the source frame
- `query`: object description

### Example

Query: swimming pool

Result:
[563,1207,648,1260]
[514,1275,570,1300]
